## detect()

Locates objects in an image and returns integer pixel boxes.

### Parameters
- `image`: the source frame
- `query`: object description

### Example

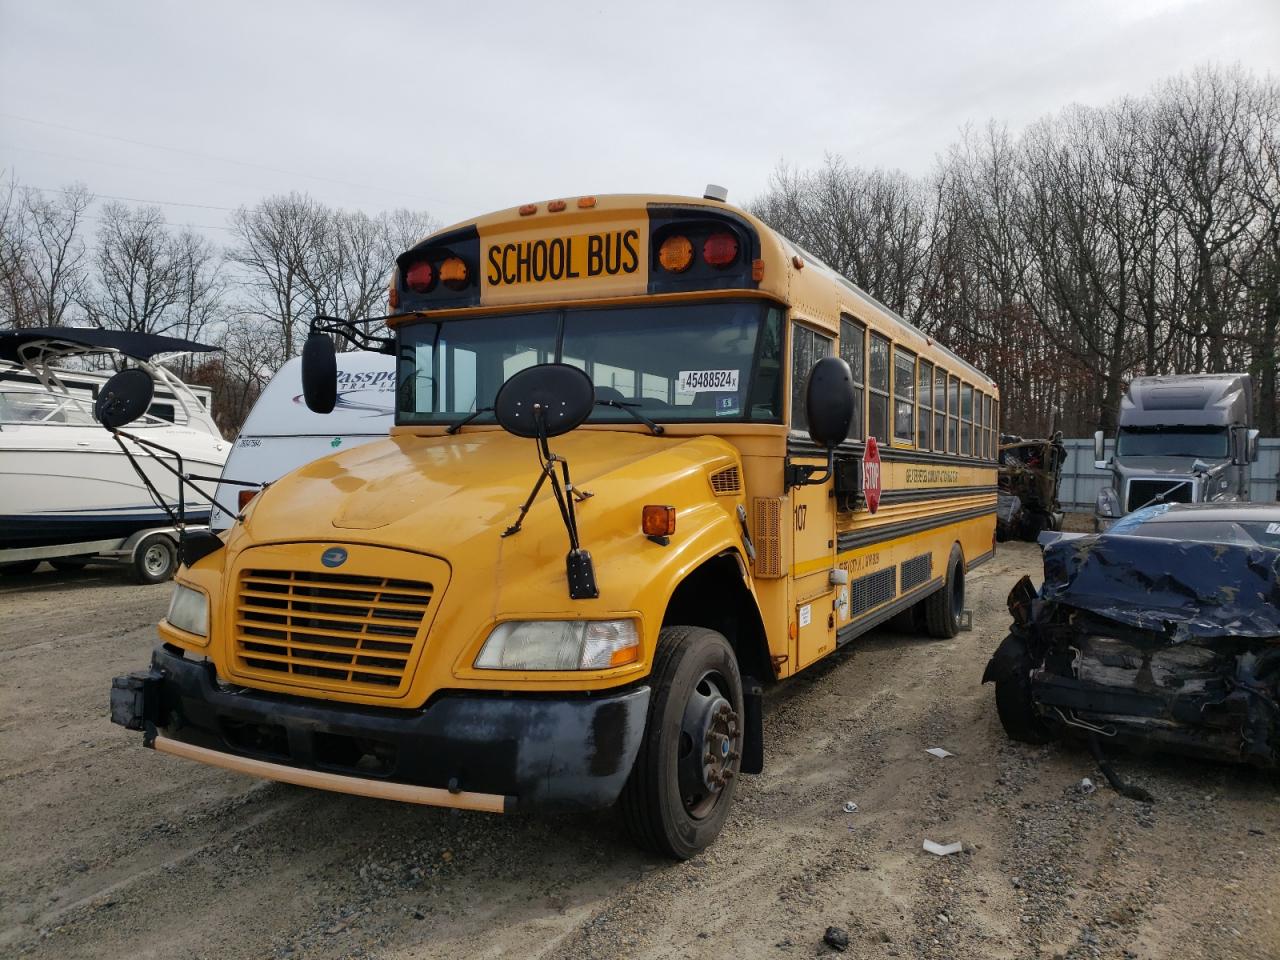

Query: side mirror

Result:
[1092,429,1106,469]
[493,363,595,438]
[95,368,155,430]
[805,356,856,450]
[1247,428,1260,463]
[1229,424,1252,465]
[301,333,337,414]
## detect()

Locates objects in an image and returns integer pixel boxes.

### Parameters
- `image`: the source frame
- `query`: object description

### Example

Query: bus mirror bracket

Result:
[301,314,397,415]
[494,364,600,600]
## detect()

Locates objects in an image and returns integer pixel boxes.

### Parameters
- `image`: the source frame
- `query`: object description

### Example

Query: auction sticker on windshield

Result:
[677,370,739,392]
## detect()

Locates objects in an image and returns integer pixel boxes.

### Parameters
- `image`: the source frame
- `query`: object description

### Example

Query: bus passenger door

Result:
[790,322,839,670]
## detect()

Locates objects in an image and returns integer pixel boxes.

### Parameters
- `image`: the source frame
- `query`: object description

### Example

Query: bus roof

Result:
[394,193,995,389]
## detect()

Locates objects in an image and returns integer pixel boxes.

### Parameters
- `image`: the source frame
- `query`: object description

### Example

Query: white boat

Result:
[0,328,229,554]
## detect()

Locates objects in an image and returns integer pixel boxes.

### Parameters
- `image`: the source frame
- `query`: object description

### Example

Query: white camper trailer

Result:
[209,351,395,531]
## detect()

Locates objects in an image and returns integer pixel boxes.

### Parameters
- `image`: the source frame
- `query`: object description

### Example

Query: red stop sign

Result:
[863,436,882,514]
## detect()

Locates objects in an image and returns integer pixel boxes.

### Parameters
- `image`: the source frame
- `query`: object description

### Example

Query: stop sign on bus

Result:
[863,436,882,514]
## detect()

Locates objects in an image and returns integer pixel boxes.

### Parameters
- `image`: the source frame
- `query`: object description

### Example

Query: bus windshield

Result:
[1116,425,1229,458]
[396,301,783,426]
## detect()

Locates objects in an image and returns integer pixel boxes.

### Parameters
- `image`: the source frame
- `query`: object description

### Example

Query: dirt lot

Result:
[1,542,1277,960]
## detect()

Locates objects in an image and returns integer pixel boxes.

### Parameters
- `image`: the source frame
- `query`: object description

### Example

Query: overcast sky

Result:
[1,0,1277,239]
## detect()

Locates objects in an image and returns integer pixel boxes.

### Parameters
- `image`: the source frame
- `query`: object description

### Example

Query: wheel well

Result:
[662,551,772,683]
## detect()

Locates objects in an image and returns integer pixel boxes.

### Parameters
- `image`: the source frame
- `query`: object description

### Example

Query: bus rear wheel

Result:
[924,545,964,639]
[620,625,744,860]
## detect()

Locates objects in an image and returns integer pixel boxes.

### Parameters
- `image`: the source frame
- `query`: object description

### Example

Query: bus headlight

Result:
[166,582,209,637]
[475,619,640,671]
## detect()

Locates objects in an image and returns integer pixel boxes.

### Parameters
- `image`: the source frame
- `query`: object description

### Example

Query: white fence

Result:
[1056,437,1280,512]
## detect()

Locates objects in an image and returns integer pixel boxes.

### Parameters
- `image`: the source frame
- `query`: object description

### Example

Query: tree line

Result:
[2,65,1276,437]
[751,65,1279,436]
[0,179,436,433]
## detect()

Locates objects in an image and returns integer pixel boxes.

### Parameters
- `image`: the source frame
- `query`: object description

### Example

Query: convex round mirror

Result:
[494,363,595,439]
[301,332,337,414]
[95,368,155,430]
[805,356,856,449]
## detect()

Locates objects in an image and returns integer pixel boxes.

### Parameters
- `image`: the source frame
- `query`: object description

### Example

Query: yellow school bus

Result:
[110,192,998,859]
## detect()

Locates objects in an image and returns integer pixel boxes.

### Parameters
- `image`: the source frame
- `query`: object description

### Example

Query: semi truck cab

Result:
[1093,374,1259,530]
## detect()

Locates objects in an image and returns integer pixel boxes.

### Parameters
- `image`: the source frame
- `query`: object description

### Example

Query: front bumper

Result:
[111,644,651,811]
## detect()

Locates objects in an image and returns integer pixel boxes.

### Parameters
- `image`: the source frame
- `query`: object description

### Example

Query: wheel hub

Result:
[677,672,741,818]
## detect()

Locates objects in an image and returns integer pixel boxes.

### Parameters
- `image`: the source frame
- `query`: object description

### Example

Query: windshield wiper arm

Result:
[446,407,494,434]
[595,400,665,435]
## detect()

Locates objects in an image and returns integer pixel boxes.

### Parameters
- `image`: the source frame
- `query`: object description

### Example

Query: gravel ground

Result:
[1,542,1276,960]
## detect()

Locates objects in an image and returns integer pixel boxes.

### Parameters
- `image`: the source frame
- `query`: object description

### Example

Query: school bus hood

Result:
[240,429,738,553]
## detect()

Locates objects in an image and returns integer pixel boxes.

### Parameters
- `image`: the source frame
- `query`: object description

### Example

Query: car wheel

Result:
[130,534,177,584]
[993,633,1055,744]
[620,625,744,860]
[924,545,964,639]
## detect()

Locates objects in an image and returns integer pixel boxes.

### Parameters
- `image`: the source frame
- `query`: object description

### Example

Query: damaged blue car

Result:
[984,503,1280,769]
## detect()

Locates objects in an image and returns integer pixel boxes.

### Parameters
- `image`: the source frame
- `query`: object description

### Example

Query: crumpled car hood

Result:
[1039,533,1280,642]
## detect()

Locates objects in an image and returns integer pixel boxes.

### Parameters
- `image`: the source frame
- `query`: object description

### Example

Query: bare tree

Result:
[227,192,329,360]
[83,204,222,352]
[0,181,92,330]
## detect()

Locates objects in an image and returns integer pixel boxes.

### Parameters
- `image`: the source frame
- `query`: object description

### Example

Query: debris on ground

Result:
[925,747,954,759]
[822,925,849,952]
[922,839,964,856]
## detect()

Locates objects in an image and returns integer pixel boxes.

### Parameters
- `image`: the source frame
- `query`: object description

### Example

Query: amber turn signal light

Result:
[642,505,676,537]
[238,489,257,510]
[439,256,469,289]
[658,235,693,273]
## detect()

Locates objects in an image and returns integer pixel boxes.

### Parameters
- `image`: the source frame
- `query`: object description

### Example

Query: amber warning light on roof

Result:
[486,230,640,287]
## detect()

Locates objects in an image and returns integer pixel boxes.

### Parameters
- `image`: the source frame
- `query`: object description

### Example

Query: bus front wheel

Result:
[620,625,744,860]
[924,545,964,639]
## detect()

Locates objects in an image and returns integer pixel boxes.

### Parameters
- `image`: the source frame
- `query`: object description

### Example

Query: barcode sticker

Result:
[677,369,739,393]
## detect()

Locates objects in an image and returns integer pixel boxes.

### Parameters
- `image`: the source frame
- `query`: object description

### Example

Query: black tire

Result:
[620,625,744,860]
[130,533,177,584]
[51,556,92,571]
[993,633,1055,744]
[924,545,964,639]
[0,559,40,576]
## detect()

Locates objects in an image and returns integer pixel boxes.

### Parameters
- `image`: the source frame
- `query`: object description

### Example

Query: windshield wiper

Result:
[595,400,665,435]
[446,407,494,434]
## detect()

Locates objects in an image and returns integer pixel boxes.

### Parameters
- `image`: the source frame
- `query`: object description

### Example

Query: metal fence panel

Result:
[1055,437,1279,512]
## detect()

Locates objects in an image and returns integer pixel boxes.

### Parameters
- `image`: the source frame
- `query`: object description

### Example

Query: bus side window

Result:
[984,394,994,459]
[948,375,959,454]
[790,322,833,433]
[893,346,915,444]
[868,333,890,443]
[975,390,985,458]
[838,315,865,440]
[960,382,974,456]
[918,360,933,450]
[933,366,947,452]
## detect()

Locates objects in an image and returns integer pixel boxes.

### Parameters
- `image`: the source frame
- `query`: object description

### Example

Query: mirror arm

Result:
[309,315,396,355]
[784,449,834,490]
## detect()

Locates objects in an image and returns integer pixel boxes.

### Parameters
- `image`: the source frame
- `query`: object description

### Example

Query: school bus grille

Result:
[753,497,784,578]
[233,569,433,691]
[852,567,897,615]
[709,465,742,496]
[901,554,932,591]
